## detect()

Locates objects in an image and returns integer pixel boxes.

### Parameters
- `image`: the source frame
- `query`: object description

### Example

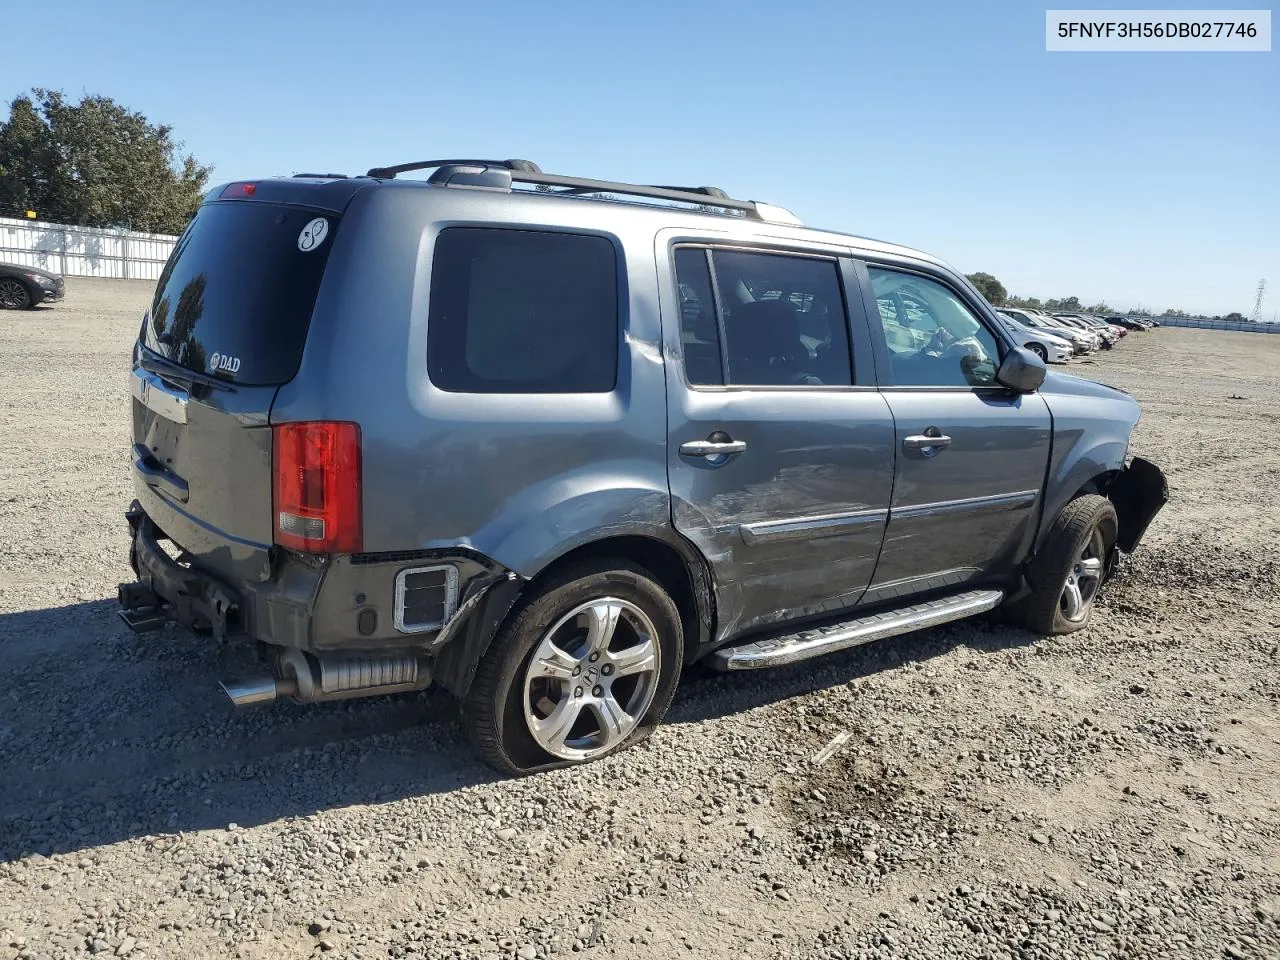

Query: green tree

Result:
[0,89,210,233]
[1223,312,1247,323]
[1007,295,1042,309]
[1085,302,1111,314]
[965,272,1007,305]
[1161,307,1188,317]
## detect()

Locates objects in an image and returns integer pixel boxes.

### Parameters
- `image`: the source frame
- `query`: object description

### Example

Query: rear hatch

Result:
[131,183,358,583]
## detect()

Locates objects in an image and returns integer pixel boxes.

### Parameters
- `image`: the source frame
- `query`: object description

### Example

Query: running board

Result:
[709,589,1004,671]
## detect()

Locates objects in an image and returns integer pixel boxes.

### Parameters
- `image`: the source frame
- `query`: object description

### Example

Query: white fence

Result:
[0,216,178,281]
[1157,316,1280,334]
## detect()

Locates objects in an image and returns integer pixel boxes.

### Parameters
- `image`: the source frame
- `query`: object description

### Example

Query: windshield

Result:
[143,201,338,385]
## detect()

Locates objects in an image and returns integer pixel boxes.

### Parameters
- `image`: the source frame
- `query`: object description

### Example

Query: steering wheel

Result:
[922,326,956,357]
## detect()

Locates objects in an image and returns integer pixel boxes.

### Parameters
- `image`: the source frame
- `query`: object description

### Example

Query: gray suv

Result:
[117,159,1167,774]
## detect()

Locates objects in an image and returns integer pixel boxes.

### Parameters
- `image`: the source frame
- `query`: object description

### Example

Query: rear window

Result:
[427,227,619,393]
[143,201,337,385]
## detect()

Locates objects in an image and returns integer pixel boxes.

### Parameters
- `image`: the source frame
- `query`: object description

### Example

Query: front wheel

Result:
[0,278,32,310]
[1027,342,1048,362]
[463,562,683,775]
[1014,494,1117,635]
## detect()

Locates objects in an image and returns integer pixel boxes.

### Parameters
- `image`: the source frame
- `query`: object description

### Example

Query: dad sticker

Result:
[298,217,329,252]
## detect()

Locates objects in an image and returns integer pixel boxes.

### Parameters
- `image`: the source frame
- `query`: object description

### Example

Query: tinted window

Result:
[143,202,337,385]
[673,248,723,386]
[673,247,853,387]
[428,228,618,393]
[868,267,1001,387]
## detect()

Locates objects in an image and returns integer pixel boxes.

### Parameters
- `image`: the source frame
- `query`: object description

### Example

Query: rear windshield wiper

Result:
[139,348,235,392]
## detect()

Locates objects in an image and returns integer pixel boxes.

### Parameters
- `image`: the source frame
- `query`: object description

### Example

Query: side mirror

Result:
[996,346,1047,393]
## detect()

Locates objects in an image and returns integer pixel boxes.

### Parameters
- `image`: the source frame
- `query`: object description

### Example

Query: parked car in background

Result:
[1003,308,1097,353]
[1110,316,1150,331]
[1064,314,1120,343]
[0,262,65,309]
[1087,316,1127,339]
[995,311,1073,362]
[115,158,1168,773]
[1054,314,1114,348]
[1085,317,1126,340]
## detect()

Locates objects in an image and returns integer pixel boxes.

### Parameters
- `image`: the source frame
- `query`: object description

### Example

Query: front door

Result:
[661,240,896,642]
[859,263,1052,604]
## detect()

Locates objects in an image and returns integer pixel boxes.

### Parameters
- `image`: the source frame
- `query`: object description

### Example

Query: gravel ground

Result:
[1,279,1278,960]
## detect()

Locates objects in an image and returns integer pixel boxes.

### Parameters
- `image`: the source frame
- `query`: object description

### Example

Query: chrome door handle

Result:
[680,439,747,458]
[904,433,952,450]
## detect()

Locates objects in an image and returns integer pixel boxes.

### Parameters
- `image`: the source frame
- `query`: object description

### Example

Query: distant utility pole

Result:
[1251,279,1266,324]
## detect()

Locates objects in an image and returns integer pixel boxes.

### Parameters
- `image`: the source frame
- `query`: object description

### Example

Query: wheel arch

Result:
[434,532,716,698]
[1036,456,1167,558]
[1035,433,1128,554]
[528,533,715,660]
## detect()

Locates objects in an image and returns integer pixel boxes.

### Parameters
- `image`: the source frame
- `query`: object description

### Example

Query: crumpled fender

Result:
[1107,456,1169,553]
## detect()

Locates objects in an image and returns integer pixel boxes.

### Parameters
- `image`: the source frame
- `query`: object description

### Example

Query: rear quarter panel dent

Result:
[467,473,674,579]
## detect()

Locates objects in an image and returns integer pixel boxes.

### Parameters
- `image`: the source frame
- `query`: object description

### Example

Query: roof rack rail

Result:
[365,159,803,225]
[366,158,542,179]
[511,171,802,225]
[506,171,757,214]
[647,185,730,199]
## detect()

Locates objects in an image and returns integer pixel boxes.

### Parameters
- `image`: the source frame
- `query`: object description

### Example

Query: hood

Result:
[4,262,61,280]
[1039,370,1133,401]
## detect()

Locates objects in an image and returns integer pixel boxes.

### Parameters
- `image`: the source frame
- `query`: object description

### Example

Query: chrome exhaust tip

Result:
[220,676,296,707]
[220,650,430,707]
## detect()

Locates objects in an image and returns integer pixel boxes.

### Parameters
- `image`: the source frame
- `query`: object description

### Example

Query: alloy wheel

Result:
[0,279,30,309]
[1060,527,1106,622]
[522,598,661,761]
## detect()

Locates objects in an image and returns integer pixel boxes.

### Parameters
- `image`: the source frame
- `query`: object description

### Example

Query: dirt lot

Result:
[1,279,1278,960]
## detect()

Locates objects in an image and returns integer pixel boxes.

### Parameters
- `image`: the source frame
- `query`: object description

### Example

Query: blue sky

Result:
[10,0,1278,315]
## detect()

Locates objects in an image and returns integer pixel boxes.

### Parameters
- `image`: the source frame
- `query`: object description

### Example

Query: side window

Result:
[672,246,853,387]
[428,228,618,393]
[866,267,1001,388]
[673,248,723,386]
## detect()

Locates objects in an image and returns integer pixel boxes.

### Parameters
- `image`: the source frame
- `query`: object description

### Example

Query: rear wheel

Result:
[1014,494,1117,635]
[0,278,32,310]
[463,562,683,774]
[1026,342,1048,362]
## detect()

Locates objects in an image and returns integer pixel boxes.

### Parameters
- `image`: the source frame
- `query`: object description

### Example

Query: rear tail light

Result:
[272,422,362,554]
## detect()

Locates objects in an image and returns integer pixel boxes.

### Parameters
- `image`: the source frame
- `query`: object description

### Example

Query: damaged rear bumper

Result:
[119,502,246,640]
[116,500,529,701]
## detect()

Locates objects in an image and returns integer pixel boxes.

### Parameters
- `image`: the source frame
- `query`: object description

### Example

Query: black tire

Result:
[463,561,683,775]
[1013,494,1117,635]
[1027,342,1048,362]
[0,278,32,310]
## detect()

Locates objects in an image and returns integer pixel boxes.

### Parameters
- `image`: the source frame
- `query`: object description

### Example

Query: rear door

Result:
[661,237,895,643]
[131,192,346,582]
[858,262,1051,603]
